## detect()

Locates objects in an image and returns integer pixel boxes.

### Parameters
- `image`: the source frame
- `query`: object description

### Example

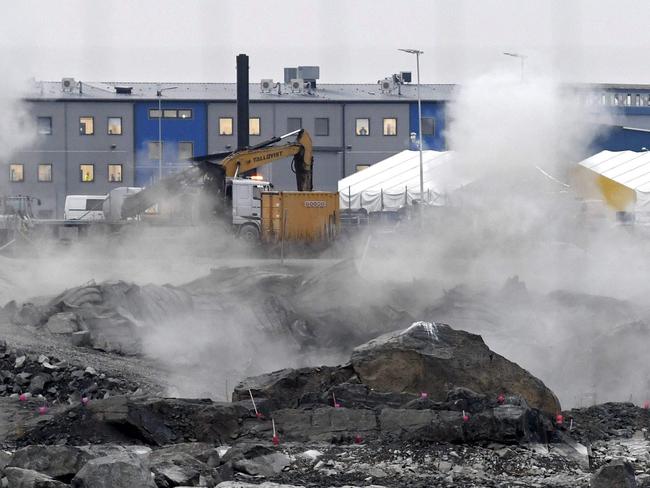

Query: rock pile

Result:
[0,340,137,405]
[7,281,193,355]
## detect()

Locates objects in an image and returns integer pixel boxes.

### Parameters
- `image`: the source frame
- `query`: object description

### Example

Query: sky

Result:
[1,0,649,85]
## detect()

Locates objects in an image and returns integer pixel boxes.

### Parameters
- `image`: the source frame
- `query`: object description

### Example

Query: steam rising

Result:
[1,70,648,409]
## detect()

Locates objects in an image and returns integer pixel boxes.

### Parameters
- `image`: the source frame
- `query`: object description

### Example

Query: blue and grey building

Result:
[4,71,650,219]
[3,70,450,219]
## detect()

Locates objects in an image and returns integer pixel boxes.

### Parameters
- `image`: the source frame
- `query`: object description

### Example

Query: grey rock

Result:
[233,366,355,410]
[272,407,378,442]
[28,374,52,395]
[224,444,290,478]
[351,321,561,415]
[4,467,68,488]
[8,445,91,479]
[45,312,80,334]
[15,372,32,386]
[150,450,216,487]
[70,453,156,488]
[591,459,637,488]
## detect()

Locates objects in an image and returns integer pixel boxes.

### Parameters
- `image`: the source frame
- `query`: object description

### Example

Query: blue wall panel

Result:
[134,101,207,187]
[591,125,650,153]
[409,102,446,151]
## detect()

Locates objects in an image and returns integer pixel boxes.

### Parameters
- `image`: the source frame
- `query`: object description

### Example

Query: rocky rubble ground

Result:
[0,338,140,406]
[2,321,647,487]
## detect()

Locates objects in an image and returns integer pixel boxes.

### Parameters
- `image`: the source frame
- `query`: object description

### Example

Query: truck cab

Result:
[228,177,272,240]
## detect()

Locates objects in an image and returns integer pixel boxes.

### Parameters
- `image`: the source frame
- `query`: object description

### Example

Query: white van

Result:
[64,195,107,221]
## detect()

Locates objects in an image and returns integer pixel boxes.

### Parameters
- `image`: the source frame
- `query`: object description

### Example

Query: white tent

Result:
[576,150,650,212]
[338,150,469,212]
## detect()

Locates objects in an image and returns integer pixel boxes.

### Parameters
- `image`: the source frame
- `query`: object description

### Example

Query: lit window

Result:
[38,164,52,182]
[287,117,302,132]
[356,164,370,172]
[178,142,193,160]
[219,117,233,135]
[626,94,632,106]
[79,117,94,135]
[178,109,192,119]
[37,117,52,135]
[9,164,24,182]
[108,117,122,135]
[149,109,162,118]
[148,142,162,160]
[163,109,177,118]
[421,117,435,136]
[383,118,397,136]
[108,164,122,182]
[315,117,329,136]
[355,118,369,136]
[80,164,94,182]
[249,117,261,136]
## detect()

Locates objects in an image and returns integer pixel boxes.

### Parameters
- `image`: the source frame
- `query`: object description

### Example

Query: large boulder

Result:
[350,321,561,415]
[19,396,248,446]
[591,459,637,488]
[3,467,68,488]
[8,445,91,480]
[221,443,290,478]
[70,453,156,488]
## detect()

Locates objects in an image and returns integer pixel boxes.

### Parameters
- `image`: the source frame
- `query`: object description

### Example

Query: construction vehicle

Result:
[120,129,339,244]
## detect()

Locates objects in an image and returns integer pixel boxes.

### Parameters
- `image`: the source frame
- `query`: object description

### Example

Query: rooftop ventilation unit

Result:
[379,77,396,94]
[284,67,298,84]
[290,78,305,94]
[260,79,274,93]
[114,86,133,95]
[61,78,76,92]
[399,71,412,83]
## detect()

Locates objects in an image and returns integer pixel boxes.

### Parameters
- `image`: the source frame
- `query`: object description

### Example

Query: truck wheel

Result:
[239,225,260,243]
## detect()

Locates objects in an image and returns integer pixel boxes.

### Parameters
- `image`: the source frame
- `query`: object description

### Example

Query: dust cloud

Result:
[2,70,649,410]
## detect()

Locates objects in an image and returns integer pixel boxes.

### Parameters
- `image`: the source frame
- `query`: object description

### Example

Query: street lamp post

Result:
[399,48,424,201]
[503,52,526,82]
[156,86,178,181]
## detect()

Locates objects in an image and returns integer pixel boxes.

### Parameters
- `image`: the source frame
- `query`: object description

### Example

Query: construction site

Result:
[4,2,650,487]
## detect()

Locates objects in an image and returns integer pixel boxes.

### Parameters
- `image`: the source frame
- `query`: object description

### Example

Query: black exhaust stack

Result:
[236,54,249,150]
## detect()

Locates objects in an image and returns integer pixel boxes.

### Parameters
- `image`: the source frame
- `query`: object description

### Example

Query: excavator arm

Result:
[121,129,314,218]
[194,129,314,191]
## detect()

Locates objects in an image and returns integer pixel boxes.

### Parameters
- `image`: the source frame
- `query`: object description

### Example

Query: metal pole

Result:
[158,94,162,181]
[416,52,424,200]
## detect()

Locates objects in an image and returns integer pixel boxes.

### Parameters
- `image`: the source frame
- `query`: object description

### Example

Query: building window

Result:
[9,164,24,182]
[355,118,369,136]
[163,109,178,118]
[601,93,607,105]
[79,116,94,135]
[356,164,370,172]
[178,109,192,119]
[38,164,52,182]
[421,117,435,136]
[178,142,193,160]
[315,117,329,136]
[108,164,122,182]
[383,118,397,136]
[637,94,641,106]
[148,142,162,160]
[108,117,122,135]
[287,117,302,132]
[219,117,233,135]
[613,94,620,106]
[249,117,261,136]
[80,164,94,182]
[149,109,162,118]
[626,94,632,106]
[37,116,52,135]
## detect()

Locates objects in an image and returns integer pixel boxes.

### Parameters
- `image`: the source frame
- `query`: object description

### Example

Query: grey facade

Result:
[3,79,454,219]
[4,99,134,218]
